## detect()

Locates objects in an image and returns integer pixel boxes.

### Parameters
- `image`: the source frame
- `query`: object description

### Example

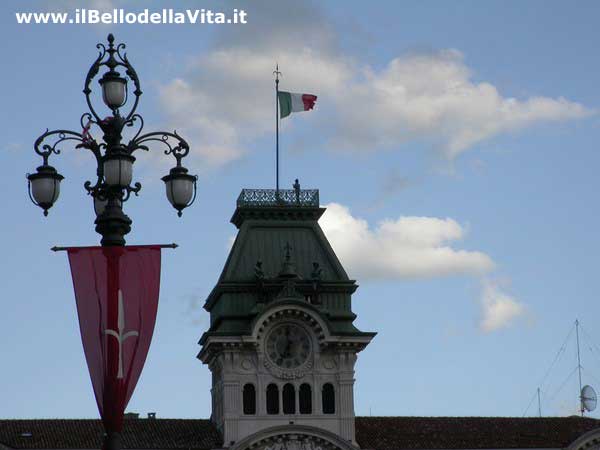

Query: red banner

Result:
[66,246,161,434]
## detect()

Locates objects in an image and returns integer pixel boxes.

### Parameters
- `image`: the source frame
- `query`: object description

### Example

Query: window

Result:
[243,383,256,415]
[322,383,335,414]
[266,384,279,415]
[299,383,312,414]
[283,383,296,414]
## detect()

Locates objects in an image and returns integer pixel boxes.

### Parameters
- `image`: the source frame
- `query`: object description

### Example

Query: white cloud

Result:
[159,3,592,167]
[318,202,494,280]
[332,50,591,158]
[479,279,525,333]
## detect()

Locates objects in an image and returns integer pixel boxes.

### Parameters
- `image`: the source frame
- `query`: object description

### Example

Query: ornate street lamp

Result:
[27,33,197,246]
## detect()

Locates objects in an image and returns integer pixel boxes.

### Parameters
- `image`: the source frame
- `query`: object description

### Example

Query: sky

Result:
[2,0,600,420]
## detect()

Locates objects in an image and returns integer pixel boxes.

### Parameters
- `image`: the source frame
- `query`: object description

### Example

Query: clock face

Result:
[265,323,312,369]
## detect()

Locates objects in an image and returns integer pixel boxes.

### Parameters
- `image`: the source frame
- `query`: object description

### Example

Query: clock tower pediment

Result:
[252,302,330,344]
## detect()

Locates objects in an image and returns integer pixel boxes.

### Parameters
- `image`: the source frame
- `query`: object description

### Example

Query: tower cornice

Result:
[204,280,358,311]
[231,188,324,228]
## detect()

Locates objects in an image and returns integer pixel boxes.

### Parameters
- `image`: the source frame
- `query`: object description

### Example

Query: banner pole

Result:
[51,243,178,252]
[103,247,121,450]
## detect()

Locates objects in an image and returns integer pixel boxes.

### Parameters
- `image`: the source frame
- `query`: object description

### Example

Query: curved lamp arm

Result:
[33,125,104,190]
[128,131,190,165]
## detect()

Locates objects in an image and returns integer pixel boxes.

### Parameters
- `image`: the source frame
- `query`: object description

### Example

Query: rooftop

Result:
[1,417,599,450]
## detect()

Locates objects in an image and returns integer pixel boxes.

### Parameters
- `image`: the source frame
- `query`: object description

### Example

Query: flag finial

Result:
[273,64,282,84]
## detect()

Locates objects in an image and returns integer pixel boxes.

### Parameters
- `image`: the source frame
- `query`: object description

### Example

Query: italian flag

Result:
[278,91,318,119]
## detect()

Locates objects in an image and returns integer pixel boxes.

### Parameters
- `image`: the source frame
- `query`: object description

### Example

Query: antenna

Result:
[582,385,597,413]
[522,319,600,417]
[576,319,584,415]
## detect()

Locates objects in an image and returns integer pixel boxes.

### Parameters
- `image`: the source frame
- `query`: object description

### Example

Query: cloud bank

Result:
[319,203,525,331]
[319,203,493,279]
[159,1,591,166]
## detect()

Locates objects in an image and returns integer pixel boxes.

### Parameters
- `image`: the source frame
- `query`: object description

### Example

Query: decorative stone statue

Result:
[311,262,323,280]
[302,438,314,450]
[293,179,301,203]
[254,260,265,280]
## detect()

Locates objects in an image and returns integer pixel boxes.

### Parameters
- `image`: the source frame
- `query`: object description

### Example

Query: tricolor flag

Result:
[277,91,318,119]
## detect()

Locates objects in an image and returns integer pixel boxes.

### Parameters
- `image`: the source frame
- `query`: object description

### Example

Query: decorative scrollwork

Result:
[116,43,126,57]
[237,188,320,207]
[129,131,190,165]
[83,45,106,122]
[117,44,142,120]
[86,180,142,203]
[123,182,142,201]
[124,114,144,142]
[248,433,340,450]
[84,180,96,196]
[83,33,142,123]
[80,112,96,130]
[32,127,103,193]
[34,129,89,165]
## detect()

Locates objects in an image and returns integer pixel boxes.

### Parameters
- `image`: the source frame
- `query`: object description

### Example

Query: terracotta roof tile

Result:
[355,417,600,449]
[0,419,221,449]
[1,417,599,450]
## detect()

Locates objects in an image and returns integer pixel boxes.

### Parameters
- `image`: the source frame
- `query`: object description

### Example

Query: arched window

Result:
[243,383,256,415]
[322,383,335,414]
[266,383,279,415]
[299,383,312,414]
[283,383,296,414]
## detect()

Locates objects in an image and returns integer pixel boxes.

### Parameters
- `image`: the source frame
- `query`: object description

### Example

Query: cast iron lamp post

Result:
[27,33,197,246]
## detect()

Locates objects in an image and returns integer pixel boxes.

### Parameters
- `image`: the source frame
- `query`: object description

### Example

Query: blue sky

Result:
[2,0,600,419]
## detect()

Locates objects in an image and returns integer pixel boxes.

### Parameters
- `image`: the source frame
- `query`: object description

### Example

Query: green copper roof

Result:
[199,187,373,345]
[222,222,348,282]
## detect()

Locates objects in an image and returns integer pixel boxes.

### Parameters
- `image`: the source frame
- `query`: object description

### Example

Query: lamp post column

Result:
[27,34,200,450]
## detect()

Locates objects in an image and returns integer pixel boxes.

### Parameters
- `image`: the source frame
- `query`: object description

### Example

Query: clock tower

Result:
[198,186,375,450]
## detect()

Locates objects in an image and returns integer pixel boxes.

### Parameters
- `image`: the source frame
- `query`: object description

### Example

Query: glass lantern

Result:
[161,166,197,217]
[103,153,135,187]
[27,164,64,216]
[99,71,127,110]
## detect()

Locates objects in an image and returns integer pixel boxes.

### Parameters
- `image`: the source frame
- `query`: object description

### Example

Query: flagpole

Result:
[274,64,281,193]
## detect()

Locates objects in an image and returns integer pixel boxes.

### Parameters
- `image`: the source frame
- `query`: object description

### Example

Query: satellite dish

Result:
[582,385,597,412]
